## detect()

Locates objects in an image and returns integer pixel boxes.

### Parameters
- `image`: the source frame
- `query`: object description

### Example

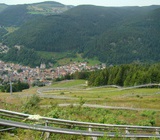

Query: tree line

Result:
[61,63,160,87]
[0,80,29,92]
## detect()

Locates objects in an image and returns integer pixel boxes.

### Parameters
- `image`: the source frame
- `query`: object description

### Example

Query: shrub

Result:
[23,94,41,109]
[141,110,156,117]
[47,108,60,118]
[60,92,64,95]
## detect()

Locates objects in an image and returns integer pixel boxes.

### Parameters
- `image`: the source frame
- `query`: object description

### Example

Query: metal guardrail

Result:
[0,118,160,138]
[37,83,160,94]
[0,109,160,138]
[0,109,160,130]
[0,127,16,132]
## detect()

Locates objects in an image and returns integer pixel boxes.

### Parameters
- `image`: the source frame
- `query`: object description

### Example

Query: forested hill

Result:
[1,5,160,66]
[0,4,8,12]
[0,1,72,27]
[0,4,41,27]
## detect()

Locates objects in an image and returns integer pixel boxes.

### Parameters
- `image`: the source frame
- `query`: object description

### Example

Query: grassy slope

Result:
[44,80,160,109]
[37,51,101,66]
[52,80,86,88]
[1,80,160,110]
[27,1,70,15]
[0,80,160,139]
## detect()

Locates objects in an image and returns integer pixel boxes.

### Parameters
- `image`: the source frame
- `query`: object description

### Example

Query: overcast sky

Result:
[1,0,160,7]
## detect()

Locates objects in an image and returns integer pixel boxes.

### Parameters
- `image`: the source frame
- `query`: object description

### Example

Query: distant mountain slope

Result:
[0,4,41,26]
[4,5,142,51]
[28,1,72,15]
[0,1,72,27]
[2,5,160,66]
[83,7,160,64]
[0,4,8,12]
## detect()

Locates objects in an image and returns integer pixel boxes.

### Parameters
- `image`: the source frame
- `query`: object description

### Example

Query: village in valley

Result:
[0,60,106,86]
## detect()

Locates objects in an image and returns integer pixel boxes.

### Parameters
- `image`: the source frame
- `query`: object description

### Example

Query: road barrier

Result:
[0,109,160,139]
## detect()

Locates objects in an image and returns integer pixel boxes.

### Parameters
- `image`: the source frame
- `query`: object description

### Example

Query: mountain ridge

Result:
[0,1,72,27]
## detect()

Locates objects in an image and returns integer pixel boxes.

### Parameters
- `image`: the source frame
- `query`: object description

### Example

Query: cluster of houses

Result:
[0,43,9,54]
[0,60,106,86]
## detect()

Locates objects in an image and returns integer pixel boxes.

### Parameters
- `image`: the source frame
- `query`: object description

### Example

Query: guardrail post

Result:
[125,127,130,134]
[89,125,97,140]
[45,121,50,140]
[125,128,136,140]
[156,129,159,135]
[41,121,50,140]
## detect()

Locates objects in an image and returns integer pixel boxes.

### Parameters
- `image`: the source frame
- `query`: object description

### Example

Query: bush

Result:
[23,94,41,109]
[47,108,60,118]
[60,92,65,95]
[141,110,156,117]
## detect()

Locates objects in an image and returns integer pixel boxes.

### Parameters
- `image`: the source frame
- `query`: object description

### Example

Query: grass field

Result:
[5,27,18,34]
[0,80,160,139]
[37,51,101,66]
[42,80,160,109]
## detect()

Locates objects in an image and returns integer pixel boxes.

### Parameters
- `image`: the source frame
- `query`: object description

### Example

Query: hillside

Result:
[0,4,8,12]
[28,1,72,15]
[0,5,41,27]
[0,1,73,67]
[3,6,148,49]
[0,1,72,27]
[84,7,160,64]
[1,5,160,66]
